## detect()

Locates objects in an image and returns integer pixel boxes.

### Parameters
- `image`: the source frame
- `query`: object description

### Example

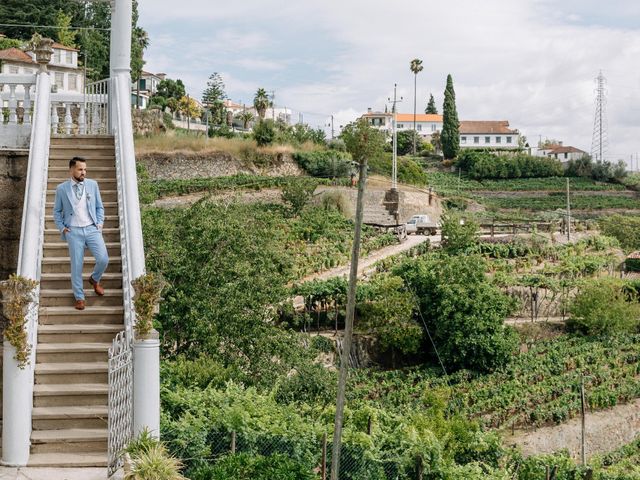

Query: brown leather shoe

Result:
[75,299,85,310]
[89,276,105,296]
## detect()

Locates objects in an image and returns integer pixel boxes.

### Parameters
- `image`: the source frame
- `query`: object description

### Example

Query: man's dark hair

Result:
[69,156,87,168]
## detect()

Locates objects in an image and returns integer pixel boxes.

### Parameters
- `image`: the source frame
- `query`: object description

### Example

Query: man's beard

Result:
[73,173,85,182]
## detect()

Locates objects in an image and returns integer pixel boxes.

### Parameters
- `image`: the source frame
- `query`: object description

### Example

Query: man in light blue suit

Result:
[53,157,109,310]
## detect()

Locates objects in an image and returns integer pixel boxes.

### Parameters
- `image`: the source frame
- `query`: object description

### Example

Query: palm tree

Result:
[236,110,254,130]
[253,88,271,119]
[409,58,424,155]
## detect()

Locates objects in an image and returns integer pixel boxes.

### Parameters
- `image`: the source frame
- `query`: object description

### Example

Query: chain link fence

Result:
[206,430,412,480]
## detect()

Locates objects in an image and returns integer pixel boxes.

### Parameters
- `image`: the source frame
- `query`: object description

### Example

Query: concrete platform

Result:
[0,467,122,480]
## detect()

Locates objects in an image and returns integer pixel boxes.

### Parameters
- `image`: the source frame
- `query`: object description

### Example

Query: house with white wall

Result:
[132,70,166,108]
[536,144,587,163]
[360,108,443,140]
[459,121,520,149]
[0,43,84,93]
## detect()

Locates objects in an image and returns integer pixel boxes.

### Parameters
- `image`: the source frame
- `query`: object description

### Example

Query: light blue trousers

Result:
[65,225,109,300]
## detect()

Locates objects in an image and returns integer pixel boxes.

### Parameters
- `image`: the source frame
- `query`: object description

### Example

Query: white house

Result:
[535,144,587,163]
[0,42,84,93]
[360,108,443,140]
[132,70,165,108]
[459,121,520,149]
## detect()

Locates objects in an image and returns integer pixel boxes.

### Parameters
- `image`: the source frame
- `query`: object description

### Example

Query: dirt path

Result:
[299,234,438,283]
[504,399,640,460]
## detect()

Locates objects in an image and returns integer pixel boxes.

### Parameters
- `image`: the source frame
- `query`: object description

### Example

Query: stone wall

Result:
[138,151,304,180]
[132,109,168,137]
[0,150,28,280]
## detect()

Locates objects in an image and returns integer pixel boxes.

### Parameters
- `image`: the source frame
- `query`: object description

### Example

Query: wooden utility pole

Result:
[330,158,368,480]
[581,376,586,465]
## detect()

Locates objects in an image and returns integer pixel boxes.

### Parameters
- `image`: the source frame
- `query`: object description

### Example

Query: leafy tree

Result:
[0,0,81,40]
[598,215,640,252]
[55,10,76,47]
[253,88,271,119]
[357,275,422,357]
[430,131,442,155]
[131,26,150,109]
[441,74,460,159]
[339,118,386,165]
[0,36,23,50]
[425,93,438,114]
[252,119,276,146]
[395,253,518,372]
[177,96,201,120]
[440,211,478,253]
[569,278,640,335]
[202,73,226,124]
[396,130,423,156]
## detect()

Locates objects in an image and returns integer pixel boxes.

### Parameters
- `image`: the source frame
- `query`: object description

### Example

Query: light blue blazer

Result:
[53,179,105,239]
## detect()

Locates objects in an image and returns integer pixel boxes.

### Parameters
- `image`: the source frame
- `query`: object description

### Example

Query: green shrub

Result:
[281,180,316,215]
[569,278,640,335]
[274,362,337,406]
[197,453,316,480]
[125,443,186,480]
[252,119,276,146]
[293,150,353,178]
[440,212,478,253]
[456,150,563,180]
[599,215,640,252]
[368,153,429,186]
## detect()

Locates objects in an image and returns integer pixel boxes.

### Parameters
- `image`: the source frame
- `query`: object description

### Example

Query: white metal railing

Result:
[0,74,37,149]
[107,331,133,476]
[2,70,51,466]
[49,79,110,135]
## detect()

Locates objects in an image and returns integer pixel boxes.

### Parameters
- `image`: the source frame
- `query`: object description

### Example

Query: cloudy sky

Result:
[139,0,640,168]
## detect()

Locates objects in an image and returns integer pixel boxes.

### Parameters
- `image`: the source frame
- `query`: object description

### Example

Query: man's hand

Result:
[97,224,103,231]
[62,227,70,234]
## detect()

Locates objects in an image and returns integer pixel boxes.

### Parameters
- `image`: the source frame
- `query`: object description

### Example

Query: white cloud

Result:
[138,0,640,160]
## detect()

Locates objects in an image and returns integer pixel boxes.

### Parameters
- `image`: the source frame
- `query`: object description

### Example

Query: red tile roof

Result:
[627,251,640,259]
[395,113,443,122]
[459,121,517,134]
[0,47,35,64]
[545,145,586,155]
[51,42,78,52]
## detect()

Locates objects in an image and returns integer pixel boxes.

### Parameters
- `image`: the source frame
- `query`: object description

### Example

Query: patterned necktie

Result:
[74,182,84,200]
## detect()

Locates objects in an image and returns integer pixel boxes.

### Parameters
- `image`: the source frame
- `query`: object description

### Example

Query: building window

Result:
[564,152,568,159]
[54,72,64,89]
[9,66,19,74]
[474,136,479,144]
[485,136,490,144]
[417,124,422,131]
[496,136,501,144]
[66,51,73,64]
[68,74,77,91]
[54,50,61,63]
[397,124,404,129]
[506,136,512,144]
[431,124,436,131]
[461,136,467,144]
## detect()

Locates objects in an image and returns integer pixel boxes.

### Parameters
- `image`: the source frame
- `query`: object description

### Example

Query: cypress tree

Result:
[425,93,438,114]
[441,74,460,159]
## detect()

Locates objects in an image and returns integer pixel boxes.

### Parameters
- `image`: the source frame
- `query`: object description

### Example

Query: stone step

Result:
[48,159,115,168]
[41,256,122,274]
[39,305,124,326]
[33,383,108,408]
[48,166,116,179]
[28,452,107,467]
[47,178,117,188]
[30,428,107,454]
[46,190,118,203]
[43,242,120,257]
[45,215,120,230]
[38,324,122,344]
[50,145,115,153]
[40,272,123,291]
[44,227,120,242]
[35,361,109,385]
[36,343,111,364]
[39,288,123,307]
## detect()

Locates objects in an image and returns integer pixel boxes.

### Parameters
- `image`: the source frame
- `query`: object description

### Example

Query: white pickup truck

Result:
[406,214,438,235]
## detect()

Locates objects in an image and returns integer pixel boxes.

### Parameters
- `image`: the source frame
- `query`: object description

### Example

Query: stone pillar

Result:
[133,332,160,438]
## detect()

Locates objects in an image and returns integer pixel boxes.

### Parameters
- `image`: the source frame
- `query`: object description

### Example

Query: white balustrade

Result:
[0,74,37,149]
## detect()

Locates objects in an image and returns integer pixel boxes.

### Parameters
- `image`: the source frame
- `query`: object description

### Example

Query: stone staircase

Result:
[29,135,123,467]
